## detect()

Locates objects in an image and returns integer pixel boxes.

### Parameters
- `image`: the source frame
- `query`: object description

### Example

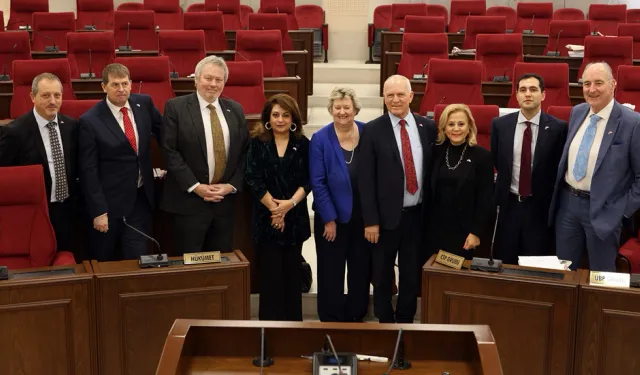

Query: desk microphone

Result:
[0,43,18,81]
[384,329,410,374]
[123,217,169,268]
[470,206,503,272]
[276,6,280,13]
[138,80,143,94]
[523,14,535,34]
[391,23,404,32]
[252,327,274,368]
[118,22,132,51]
[437,96,447,105]
[159,53,179,78]
[591,27,600,36]
[413,63,428,80]
[492,68,511,82]
[4,19,29,30]
[0,265,7,280]
[325,334,344,375]
[459,12,471,34]
[80,49,96,78]
[34,31,58,52]
[84,19,109,31]
[547,29,563,56]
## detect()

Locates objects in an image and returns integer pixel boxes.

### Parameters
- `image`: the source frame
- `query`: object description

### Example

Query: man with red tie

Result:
[358,75,437,323]
[78,63,162,261]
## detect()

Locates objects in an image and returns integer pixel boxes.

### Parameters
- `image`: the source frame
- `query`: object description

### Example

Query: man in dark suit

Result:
[491,73,567,264]
[359,74,437,323]
[550,62,640,271]
[78,63,162,261]
[0,73,77,252]
[161,55,249,254]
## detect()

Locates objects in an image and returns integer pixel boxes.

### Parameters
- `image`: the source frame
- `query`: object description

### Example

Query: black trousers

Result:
[172,203,235,255]
[314,214,371,322]
[372,206,422,323]
[48,199,73,252]
[497,194,552,265]
[257,242,303,321]
[89,187,152,262]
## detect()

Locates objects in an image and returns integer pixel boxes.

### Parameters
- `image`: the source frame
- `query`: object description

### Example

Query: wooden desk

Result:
[0,262,97,375]
[156,320,504,375]
[574,272,640,375]
[523,55,583,83]
[91,251,250,375]
[422,255,583,375]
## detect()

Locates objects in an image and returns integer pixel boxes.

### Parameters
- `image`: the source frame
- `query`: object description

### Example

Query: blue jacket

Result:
[309,121,364,224]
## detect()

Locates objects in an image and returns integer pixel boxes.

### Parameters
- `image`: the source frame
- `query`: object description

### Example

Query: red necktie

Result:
[399,119,418,195]
[120,107,137,153]
[519,121,532,197]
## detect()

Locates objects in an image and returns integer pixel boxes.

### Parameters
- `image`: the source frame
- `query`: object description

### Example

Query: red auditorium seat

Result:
[486,6,517,31]
[60,99,101,119]
[578,36,633,81]
[186,3,205,12]
[113,56,175,113]
[8,0,48,30]
[508,62,570,110]
[515,2,553,35]
[240,5,254,29]
[404,16,446,33]
[618,24,640,59]
[449,0,486,33]
[543,20,591,57]
[553,8,584,21]
[390,3,427,31]
[420,58,484,115]
[145,0,184,30]
[476,33,523,81]
[67,31,116,79]
[116,2,144,11]
[184,11,229,51]
[0,11,3,29]
[588,4,626,36]
[205,0,242,30]
[463,16,507,49]
[159,30,206,77]
[0,32,32,80]
[223,60,266,114]
[426,4,448,26]
[434,104,499,150]
[396,33,448,80]
[248,13,293,51]
[260,0,298,30]
[615,65,640,110]
[31,12,75,51]
[235,29,288,77]
[114,10,158,51]
[0,165,76,269]
[546,106,573,122]
[628,9,640,23]
[76,0,114,30]
[295,5,329,62]
[368,5,391,61]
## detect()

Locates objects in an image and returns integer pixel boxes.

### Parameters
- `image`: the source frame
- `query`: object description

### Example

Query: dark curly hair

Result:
[251,94,303,141]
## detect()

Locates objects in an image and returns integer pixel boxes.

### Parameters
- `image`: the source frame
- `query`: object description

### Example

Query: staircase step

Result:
[313,60,380,85]
[308,83,382,108]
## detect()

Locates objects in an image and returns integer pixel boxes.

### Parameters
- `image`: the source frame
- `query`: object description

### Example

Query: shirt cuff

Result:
[228,184,237,194]
[188,182,200,193]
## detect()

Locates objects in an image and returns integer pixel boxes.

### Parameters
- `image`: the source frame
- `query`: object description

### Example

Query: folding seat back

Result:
[369,5,391,59]
[588,4,626,36]
[628,9,640,23]
[223,60,266,114]
[396,33,448,80]
[515,2,553,34]
[159,30,206,77]
[186,3,205,12]
[76,0,114,30]
[420,58,484,114]
[235,29,288,77]
[295,5,327,59]
[184,11,229,51]
[476,33,522,81]
[546,106,573,122]
[205,0,242,30]
[113,56,175,113]
[240,5,254,29]
[8,0,48,30]
[426,4,448,26]
[578,36,633,80]
[543,20,591,56]
[248,13,293,50]
[390,3,427,31]
[463,16,507,49]
[60,99,101,119]
[449,0,486,33]
[114,10,159,50]
[31,12,75,51]
[618,24,640,60]
[553,8,584,21]
[434,104,499,149]
[259,0,298,30]
[145,0,184,30]
[486,6,517,31]
[615,65,640,110]
[0,32,32,79]
[66,31,116,79]
[404,16,446,34]
[508,62,570,110]
[117,2,144,11]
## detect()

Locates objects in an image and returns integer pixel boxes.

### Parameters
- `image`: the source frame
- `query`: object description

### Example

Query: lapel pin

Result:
[293,146,297,151]
[418,123,423,127]
[467,159,471,162]
[136,104,140,107]
[226,109,231,112]
[545,126,549,130]
[60,120,64,124]
[608,131,613,135]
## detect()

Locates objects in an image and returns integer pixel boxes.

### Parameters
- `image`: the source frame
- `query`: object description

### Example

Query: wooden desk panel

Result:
[91,251,250,375]
[523,55,583,83]
[0,262,97,375]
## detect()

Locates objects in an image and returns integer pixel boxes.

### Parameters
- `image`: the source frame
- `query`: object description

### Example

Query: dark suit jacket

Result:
[78,94,162,219]
[0,110,78,202]
[358,113,438,230]
[491,111,567,220]
[160,93,249,215]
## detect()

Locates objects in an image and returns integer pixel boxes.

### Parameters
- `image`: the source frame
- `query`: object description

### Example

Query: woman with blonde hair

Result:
[426,104,494,259]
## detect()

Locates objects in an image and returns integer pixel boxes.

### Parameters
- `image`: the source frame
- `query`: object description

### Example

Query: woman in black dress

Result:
[427,104,494,260]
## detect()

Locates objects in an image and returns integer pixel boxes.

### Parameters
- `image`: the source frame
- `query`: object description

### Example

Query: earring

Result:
[290,123,297,132]
[264,122,272,130]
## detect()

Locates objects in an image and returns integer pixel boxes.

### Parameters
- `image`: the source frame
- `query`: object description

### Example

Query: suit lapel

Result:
[328,124,350,183]
[383,115,401,163]
[58,117,73,178]
[186,93,208,162]
[98,100,131,148]
[278,133,300,176]
[504,115,517,175]
[594,102,622,175]
[455,144,474,196]
[532,113,550,173]
[27,113,51,178]
[129,95,148,155]
[431,145,445,195]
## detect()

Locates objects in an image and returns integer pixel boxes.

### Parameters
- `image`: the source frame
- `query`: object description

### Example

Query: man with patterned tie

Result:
[359,75,437,323]
[78,63,162,261]
[0,73,78,253]
[550,62,640,271]
[491,73,567,265]
[161,56,249,254]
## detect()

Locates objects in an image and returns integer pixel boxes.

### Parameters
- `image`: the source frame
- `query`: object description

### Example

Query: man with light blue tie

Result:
[549,62,640,271]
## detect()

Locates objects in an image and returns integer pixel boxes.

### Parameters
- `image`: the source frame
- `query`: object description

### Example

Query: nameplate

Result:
[183,251,221,265]
[434,250,464,270]
[589,271,630,288]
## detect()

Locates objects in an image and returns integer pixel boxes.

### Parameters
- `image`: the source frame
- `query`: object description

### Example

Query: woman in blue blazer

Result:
[310,87,370,322]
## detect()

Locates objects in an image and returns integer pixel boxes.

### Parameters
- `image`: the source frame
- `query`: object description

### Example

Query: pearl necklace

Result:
[336,124,357,165]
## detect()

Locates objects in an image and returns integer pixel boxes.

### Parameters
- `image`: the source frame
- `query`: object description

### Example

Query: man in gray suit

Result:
[549,62,640,271]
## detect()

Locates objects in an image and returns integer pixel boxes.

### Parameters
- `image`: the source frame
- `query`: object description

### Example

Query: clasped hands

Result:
[194,183,233,202]
[269,198,294,232]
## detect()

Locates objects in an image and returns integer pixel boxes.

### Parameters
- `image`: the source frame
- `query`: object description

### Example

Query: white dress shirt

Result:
[188,92,231,193]
[105,97,142,187]
[565,99,615,191]
[388,112,423,207]
[34,109,65,202]
[510,110,541,195]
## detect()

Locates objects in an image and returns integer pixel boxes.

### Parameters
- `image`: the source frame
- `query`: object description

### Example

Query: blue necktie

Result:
[572,114,601,181]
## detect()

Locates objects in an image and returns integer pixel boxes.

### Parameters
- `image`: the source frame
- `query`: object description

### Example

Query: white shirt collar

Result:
[33,108,58,130]
[588,98,615,122]
[196,91,220,111]
[517,109,541,126]
[388,111,412,128]
[105,96,132,117]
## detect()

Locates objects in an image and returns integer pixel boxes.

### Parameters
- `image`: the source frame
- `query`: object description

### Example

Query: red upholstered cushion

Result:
[184,12,229,50]
[60,100,101,120]
[248,13,293,50]
[543,20,591,56]
[420,59,484,114]
[449,0,486,33]
[66,31,116,78]
[235,29,288,77]
[588,4,627,36]
[0,32,32,79]
[32,12,75,51]
[114,10,158,50]
[159,30,206,77]
[206,0,242,30]
[547,106,573,122]
[578,36,633,80]
[223,60,266,114]
[476,33,523,81]
[295,4,323,29]
[390,3,427,31]
[515,2,553,34]
[396,33,448,79]
[114,56,175,113]
[404,16,445,33]
[508,62,570,110]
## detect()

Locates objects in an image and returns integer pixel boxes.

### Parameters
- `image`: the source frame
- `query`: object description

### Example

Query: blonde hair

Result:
[436,104,478,146]
[327,86,362,115]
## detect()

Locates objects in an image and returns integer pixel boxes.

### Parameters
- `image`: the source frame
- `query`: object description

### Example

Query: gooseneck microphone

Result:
[80,49,95,78]
[384,329,410,374]
[119,22,132,51]
[523,14,535,34]
[252,327,274,368]
[325,334,344,375]
[159,53,179,78]
[470,206,503,272]
[547,29,563,57]
[493,68,511,82]
[123,217,169,268]
[437,96,447,105]
[34,31,58,52]
[138,80,143,94]
[0,43,18,81]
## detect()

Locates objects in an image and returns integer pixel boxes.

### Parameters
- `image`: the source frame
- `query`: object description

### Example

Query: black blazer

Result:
[358,113,438,230]
[0,110,78,202]
[245,134,311,246]
[78,94,162,219]
[161,93,249,215]
[429,142,495,237]
[491,111,567,219]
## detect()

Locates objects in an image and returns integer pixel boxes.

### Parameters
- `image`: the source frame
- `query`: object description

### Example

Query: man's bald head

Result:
[383,75,414,118]
[582,61,616,114]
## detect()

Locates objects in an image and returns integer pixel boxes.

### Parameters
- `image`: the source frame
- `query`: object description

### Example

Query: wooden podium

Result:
[422,255,584,375]
[155,319,504,374]
[91,251,250,375]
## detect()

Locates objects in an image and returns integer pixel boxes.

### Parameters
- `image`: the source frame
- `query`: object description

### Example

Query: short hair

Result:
[516,73,545,92]
[383,74,412,94]
[252,94,304,141]
[195,55,228,82]
[436,103,478,147]
[102,63,130,85]
[582,61,614,81]
[327,86,362,115]
[32,73,62,96]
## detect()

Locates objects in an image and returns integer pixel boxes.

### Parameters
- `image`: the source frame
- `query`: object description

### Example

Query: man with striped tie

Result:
[550,62,640,271]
